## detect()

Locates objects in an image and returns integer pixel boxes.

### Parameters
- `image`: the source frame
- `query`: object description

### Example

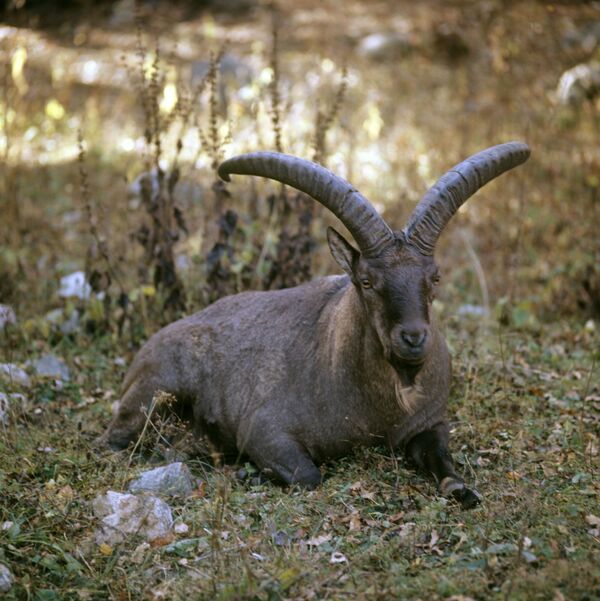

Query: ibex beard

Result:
[99,143,530,510]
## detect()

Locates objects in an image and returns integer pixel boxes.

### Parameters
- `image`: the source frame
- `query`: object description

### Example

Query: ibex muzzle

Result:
[100,142,530,509]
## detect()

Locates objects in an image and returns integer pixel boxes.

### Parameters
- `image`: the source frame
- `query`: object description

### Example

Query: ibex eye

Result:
[361,279,372,289]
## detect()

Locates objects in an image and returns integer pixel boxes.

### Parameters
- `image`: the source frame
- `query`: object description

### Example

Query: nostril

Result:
[401,329,427,348]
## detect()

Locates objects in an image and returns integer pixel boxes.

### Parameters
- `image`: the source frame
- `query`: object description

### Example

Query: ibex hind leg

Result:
[406,423,482,509]
[245,434,322,490]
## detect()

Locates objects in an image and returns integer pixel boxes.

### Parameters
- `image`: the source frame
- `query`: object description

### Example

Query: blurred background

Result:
[1,0,599,345]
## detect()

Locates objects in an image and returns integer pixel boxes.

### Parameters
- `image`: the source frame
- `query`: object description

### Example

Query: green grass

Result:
[1,319,598,600]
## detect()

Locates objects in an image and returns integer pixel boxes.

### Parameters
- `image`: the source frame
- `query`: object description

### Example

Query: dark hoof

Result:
[440,477,482,509]
[452,486,483,509]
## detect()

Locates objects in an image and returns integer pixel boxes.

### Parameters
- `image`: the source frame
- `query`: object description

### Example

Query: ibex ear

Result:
[327,227,359,278]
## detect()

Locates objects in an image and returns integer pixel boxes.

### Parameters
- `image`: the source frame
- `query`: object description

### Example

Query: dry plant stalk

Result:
[268,5,283,154]
[313,66,348,165]
[197,48,228,173]
[265,65,348,290]
[130,27,187,314]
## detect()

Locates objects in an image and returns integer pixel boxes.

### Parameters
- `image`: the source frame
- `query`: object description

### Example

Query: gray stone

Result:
[33,354,70,381]
[45,309,80,335]
[0,363,30,387]
[59,271,91,300]
[0,305,16,331]
[358,32,415,61]
[60,310,80,335]
[0,562,13,593]
[128,462,196,497]
[93,491,173,545]
[457,304,488,318]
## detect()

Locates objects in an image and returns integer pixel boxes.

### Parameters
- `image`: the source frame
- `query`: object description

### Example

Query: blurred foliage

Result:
[0,0,598,349]
[0,0,598,390]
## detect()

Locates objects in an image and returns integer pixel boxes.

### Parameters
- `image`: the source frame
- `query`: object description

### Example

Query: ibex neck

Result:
[324,279,424,415]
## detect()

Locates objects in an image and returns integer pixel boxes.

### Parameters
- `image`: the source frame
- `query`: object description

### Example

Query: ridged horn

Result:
[404,142,531,255]
[218,152,395,257]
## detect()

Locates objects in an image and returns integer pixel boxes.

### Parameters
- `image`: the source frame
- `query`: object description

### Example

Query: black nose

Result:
[401,328,427,348]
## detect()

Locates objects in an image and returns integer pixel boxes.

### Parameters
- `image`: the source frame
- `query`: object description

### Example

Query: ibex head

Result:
[219,142,530,367]
[327,228,438,365]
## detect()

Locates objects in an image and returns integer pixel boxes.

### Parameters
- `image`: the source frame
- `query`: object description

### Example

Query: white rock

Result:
[0,392,26,426]
[0,562,13,593]
[93,491,173,545]
[0,305,16,331]
[330,551,348,564]
[0,363,30,387]
[174,522,189,534]
[0,393,9,426]
[33,354,71,381]
[128,462,196,497]
[59,271,91,300]
[358,32,414,61]
[556,62,600,107]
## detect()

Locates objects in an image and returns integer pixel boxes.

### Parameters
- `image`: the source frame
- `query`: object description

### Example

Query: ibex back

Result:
[100,142,530,509]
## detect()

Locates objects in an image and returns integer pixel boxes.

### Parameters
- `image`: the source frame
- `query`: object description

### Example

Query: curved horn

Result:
[218,152,395,256]
[404,142,530,255]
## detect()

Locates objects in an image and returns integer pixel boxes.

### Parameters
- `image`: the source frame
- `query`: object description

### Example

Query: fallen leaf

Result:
[394,522,416,538]
[150,533,175,547]
[429,529,440,550]
[360,490,377,502]
[306,533,332,547]
[278,567,299,591]
[192,481,206,498]
[585,514,600,537]
[99,543,113,556]
[131,542,150,564]
[585,514,600,527]
[388,512,405,523]
[348,512,361,532]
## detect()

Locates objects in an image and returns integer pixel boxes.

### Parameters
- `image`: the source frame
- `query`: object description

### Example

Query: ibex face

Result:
[328,228,439,366]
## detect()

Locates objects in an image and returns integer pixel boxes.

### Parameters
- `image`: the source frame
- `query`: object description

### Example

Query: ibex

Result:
[100,142,530,509]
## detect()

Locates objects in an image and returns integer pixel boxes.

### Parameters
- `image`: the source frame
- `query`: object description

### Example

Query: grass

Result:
[0,318,598,600]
